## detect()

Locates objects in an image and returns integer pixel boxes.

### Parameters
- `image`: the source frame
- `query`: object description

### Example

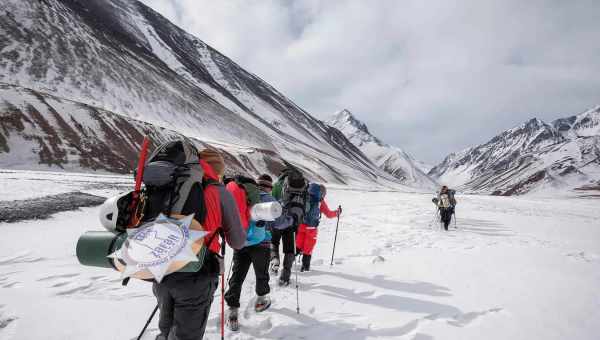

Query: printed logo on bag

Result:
[109,214,207,282]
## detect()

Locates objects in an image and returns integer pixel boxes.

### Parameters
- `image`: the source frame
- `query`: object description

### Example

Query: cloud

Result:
[139,0,600,163]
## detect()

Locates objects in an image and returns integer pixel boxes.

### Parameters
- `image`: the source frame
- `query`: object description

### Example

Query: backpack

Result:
[303,183,322,227]
[274,166,309,226]
[137,138,219,273]
[236,175,261,207]
[437,189,456,209]
[140,138,206,224]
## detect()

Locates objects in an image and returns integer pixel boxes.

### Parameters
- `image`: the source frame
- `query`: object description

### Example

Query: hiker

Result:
[153,148,246,340]
[296,183,341,272]
[437,185,457,231]
[270,166,309,286]
[257,174,293,270]
[224,176,273,331]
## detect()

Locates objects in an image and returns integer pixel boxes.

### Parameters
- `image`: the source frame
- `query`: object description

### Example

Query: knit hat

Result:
[257,174,273,189]
[199,148,225,176]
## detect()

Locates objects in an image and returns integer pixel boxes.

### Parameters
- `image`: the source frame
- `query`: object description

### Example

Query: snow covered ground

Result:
[0,171,599,340]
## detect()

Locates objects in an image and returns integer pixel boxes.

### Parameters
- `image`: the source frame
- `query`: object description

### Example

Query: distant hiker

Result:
[436,185,457,231]
[153,148,246,340]
[224,175,273,332]
[296,183,341,271]
[270,166,309,286]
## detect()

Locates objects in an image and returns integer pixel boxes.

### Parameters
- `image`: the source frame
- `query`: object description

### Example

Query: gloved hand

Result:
[337,206,342,216]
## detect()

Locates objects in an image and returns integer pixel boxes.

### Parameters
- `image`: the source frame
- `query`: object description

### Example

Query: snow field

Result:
[0,172,598,339]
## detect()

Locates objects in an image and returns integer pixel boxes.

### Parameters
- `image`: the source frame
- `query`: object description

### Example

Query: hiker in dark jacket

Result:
[153,149,246,340]
[270,168,308,286]
[224,175,276,332]
[437,185,457,231]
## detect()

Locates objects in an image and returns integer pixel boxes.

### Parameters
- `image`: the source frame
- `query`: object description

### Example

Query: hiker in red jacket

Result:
[295,183,341,272]
[153,148,246,340]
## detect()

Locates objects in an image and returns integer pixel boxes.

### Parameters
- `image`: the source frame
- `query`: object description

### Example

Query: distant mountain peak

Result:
[332,109,371,135]
[329,109,437,189]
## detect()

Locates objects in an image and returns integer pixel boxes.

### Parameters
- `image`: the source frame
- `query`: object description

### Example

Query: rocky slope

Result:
[329,110,437,189]
[429,107,600,195]
[0,83,365,184]
[0,0,404,187]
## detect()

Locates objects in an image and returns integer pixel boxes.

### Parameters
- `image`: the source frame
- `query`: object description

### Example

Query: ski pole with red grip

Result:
[129,135,150,227]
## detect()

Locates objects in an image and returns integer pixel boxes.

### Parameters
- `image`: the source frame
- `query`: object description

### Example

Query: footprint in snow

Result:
[0,272,22,289]
[37,273,80,281]
[565,251,597,262]
[0,252,45,266]
[447,308,504,327]
[0,306,18,338]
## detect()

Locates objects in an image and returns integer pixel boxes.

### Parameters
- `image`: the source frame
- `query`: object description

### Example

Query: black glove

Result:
[337,206,342,216]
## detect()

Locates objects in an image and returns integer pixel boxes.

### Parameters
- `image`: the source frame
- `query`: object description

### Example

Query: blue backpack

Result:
[304,183,322,227]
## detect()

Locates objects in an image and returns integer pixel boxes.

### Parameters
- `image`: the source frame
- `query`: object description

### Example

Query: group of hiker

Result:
[147,141,341,339]
[86,138,457,340]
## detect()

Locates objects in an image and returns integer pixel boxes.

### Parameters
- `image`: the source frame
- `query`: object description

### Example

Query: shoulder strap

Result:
[171,165,203,213]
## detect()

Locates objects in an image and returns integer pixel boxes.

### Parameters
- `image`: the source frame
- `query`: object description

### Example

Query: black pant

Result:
[440,207,454,230]
[270,228,295,260]
[225,245,270,308]
[152,272,218,340]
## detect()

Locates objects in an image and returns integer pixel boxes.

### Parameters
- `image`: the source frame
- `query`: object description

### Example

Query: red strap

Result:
[200,159,219,181]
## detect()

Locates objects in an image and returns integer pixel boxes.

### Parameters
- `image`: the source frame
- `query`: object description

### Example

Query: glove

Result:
[337,206,342,216]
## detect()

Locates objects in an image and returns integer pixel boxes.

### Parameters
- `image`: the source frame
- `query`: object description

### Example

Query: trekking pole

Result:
[226,257,233,283]
[330,206,341,266]
[220,239,226,340]
[453,209,457,229]
[136,304,159,340]
[293,231,300,314]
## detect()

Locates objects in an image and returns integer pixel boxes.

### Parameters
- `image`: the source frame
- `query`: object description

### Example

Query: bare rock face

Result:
[0,0,400,186]
[429,107,600,195]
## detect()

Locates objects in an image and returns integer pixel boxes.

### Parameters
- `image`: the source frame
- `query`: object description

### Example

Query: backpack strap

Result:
[170,166,203,213]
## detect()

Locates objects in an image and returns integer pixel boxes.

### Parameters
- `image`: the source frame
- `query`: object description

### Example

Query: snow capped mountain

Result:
[429,108,600,195]
[0,0,405,187]
[329,110,437,189]
[413,160,434,174]
[553,106,600,138]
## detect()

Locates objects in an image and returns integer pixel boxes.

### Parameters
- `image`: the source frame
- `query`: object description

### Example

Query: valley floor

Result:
[0,170,598,340]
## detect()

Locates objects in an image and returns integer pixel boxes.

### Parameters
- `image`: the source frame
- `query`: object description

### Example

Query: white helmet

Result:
[99,192,130,232]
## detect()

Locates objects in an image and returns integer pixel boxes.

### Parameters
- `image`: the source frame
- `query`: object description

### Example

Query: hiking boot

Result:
[255,295,272,312]
[269,257,280,274]
[227,307,239,332]
[279,253,294,283]
[278,278,290,287]
[301,254,311,272]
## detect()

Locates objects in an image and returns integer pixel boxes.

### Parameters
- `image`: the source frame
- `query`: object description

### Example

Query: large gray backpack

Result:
[140,138,206,224]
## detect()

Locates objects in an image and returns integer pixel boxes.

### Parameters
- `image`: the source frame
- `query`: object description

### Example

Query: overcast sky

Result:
[139,0,600,164]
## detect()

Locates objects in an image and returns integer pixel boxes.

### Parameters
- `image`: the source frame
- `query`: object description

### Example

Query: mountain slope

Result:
[0,83,290,176]
[329,110,437,189]
[429,107,600,195]
[0,0,401,187]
